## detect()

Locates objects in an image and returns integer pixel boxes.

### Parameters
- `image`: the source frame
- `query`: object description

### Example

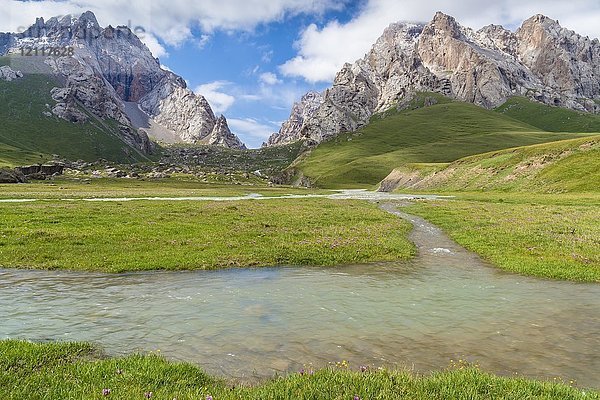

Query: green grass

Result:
[1,340,596,400]
[0,56,151,166]
[383,135,600,193]
[495,97,600,133]
[0,178,331,199]
[0,198,413,272]
[296,94,584,188]
[404,194,600,282]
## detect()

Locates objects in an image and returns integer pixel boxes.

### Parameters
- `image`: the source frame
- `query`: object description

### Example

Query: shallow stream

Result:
[1,202,598,386]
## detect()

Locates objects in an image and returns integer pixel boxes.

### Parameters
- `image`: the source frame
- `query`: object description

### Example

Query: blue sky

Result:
[3,0,600,147]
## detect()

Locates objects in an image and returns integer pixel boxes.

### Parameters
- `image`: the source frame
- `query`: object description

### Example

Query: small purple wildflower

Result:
[299,368,305,375]
[359,365,368,372]
[354,396,361,400]
[144,392,153,399]
[206,396,213,400]
[102,388,111,396]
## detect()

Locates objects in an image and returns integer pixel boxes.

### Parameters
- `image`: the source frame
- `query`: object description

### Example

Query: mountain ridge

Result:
[267,12,600,147]
[0,11,246,153]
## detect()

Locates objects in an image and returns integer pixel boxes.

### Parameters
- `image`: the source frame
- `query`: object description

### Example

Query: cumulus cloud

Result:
[259,72,282,85]
[280,0,600,83]
[228,118,279,142]
[142,33,168,58]
[194,81,236,114]
[1,0,343,58]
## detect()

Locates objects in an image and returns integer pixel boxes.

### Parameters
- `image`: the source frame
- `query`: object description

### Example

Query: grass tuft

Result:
[1,340,596,400]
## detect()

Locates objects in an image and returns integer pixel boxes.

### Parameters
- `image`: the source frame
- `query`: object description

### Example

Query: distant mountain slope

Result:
[495,97,600,133]
[379,135,600,193]
[267,13,600,147]
[0,11,245,167]
[288,94,587,188]
[0,59,152,166]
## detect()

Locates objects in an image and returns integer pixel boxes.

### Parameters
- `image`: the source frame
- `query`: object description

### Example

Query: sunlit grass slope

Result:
[383,135,600,193]
[297,94,583,188]
[495,96,600,133]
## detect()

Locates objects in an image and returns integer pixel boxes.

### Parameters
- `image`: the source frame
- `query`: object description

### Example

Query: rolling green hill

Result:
[294,94,587,188]
[0,57,152,167]
[380,135,600,193]
[495,97,600,133]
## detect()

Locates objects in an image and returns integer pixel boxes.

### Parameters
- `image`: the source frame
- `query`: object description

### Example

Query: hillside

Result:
[495,97,600,133]
[0,57,153,167]
[293,94,586,188]
[267,13,600,147]
[379,135,599,193]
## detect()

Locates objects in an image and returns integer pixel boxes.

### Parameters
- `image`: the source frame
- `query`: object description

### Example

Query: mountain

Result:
[0,11,245,165]
[267,13,600,146]
[282,93,591,188]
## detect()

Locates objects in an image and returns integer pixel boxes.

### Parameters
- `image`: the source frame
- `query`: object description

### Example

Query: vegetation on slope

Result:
[0,198,413,272]
[296,94,583,188]
[161,140,308,176]
[495,96,600,133]
[381,135,600,193]
[1,340,596,400]
[405,193,600,282]
[0,56,151,167]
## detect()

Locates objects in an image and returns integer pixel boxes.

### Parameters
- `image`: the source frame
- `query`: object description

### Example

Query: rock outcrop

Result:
[267,12,600,146]
[0,65,23,81]
[0,12,245,150]
[208,115,247,149]
[264,91,323,146]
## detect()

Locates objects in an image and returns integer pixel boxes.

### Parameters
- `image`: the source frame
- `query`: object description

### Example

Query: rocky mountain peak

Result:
[208,115,247,149]
[264,91,324,147]
[1,11,246,150]
[266,12,600,147]
[426,12,464,39]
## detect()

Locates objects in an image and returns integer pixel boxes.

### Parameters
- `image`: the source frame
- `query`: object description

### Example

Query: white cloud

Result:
[1,0,343,58]
[279,0,600,83]
[228,118,278,141]
[259,72,282,85]
[197,34,211,49]
[141,33,168,58]
[194,81,236,114]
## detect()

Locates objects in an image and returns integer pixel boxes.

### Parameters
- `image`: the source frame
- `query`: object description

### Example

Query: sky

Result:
[2,0,600,147]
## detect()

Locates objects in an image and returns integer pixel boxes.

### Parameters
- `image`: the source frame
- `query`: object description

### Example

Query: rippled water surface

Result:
[1,205,598,386]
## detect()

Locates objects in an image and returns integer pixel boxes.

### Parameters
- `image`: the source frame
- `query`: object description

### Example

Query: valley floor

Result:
[1,340,597,400]
[0,179,598,281]
[0,182,414,272]
[404,192,600,282]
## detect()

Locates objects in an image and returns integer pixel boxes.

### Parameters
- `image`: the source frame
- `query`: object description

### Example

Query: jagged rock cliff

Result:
[264,91,323,146]
[0,11,245,150]
[207,115,247,149]
[267,12,600,146]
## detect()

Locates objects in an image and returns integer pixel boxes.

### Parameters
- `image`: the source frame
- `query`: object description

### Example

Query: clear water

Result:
[1,205,598,387]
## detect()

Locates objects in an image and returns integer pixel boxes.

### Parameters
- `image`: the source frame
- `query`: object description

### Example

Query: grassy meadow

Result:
[1,340,596,400]
[0,177,330,199]
[404,193,600,282]
[0,197,413,272]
